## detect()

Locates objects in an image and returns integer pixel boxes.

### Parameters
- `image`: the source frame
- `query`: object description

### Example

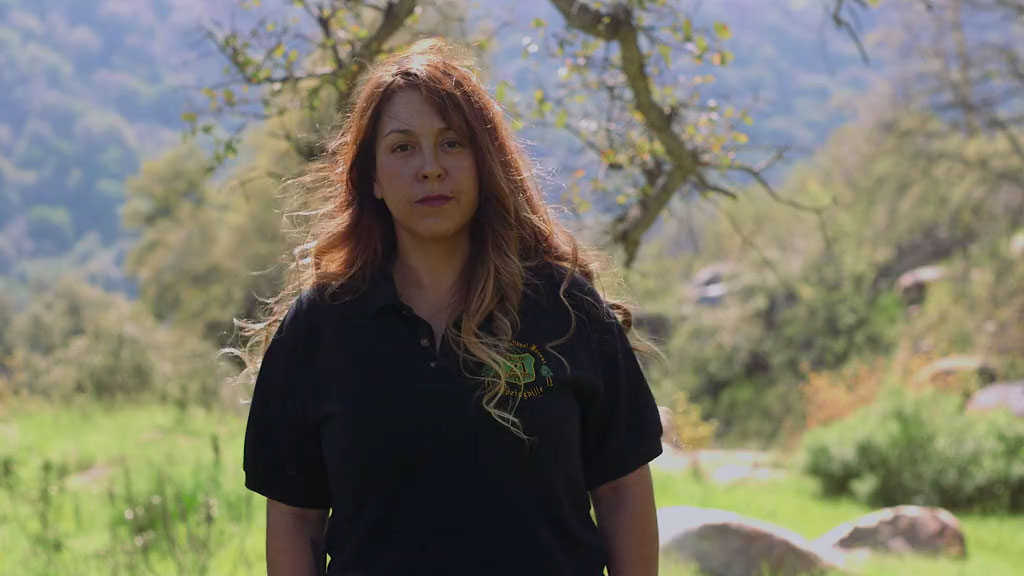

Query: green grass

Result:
[1,400,1022,575]
[654,466,1024,575]
[0,399,264,576]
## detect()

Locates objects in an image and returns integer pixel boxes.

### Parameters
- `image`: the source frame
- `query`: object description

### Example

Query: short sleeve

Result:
[243,291,330,509]
[576,288,664,491]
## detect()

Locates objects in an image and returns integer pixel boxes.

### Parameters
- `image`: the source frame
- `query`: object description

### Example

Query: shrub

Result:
[801,359,886,431]
[802,386,1024,512]
[668,391,718,450]
[8,277,229,406]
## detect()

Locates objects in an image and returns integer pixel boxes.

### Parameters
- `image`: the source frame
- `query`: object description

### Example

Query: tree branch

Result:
[613,166,689,267]
[332,0,419,110]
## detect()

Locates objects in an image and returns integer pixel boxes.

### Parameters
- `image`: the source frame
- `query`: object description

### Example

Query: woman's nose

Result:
[419,151,444,181]
[419,168,443,181]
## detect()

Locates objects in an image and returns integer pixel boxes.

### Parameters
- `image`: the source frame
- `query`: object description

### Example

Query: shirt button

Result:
[420,337,430,348]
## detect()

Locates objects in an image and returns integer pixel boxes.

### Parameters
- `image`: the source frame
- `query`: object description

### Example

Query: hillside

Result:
[0,0,891,286]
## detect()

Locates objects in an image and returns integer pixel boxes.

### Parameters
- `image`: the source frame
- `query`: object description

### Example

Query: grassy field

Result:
[1,401,1021,575]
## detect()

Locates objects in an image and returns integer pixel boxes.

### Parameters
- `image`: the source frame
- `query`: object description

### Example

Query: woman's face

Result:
[372,89,479,248]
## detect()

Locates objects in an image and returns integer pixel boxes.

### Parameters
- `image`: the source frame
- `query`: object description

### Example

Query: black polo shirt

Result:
[243,261,663,575]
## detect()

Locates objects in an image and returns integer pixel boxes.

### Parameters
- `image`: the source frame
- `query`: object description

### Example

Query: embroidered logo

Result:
[502,353,536,385]
[483,339,555,399]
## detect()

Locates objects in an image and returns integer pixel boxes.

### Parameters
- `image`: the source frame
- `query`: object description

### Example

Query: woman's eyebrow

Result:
[380,125,454,139]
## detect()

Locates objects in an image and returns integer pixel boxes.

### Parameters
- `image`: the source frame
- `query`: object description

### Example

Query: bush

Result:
[7,277,229,406]
[802,386,1024,512]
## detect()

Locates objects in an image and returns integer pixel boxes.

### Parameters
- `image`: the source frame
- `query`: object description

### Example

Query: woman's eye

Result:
[443,139,464,149]
[392,143,413,153]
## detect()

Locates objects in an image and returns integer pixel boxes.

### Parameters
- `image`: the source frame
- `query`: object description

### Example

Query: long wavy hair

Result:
[234,38,635,436]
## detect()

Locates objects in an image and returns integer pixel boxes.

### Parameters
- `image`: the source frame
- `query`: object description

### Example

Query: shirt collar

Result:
[363,262,401,318]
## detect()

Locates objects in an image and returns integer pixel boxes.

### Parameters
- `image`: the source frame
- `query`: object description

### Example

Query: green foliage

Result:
[6,278,227,406]
[650,266,903,444]
[803,387,1024,512]
[122,133,300,343]
[639,106,1022,444]
[25,204,74,252]
[0,0,197,269]
[0,294,11,384]
[771,271,904,372]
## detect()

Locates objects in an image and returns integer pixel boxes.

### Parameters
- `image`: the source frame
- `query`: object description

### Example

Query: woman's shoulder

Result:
[524,261,614,323]
[280,280,365,329]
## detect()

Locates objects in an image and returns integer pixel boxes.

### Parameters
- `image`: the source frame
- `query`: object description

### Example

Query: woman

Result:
[241,38,663,576]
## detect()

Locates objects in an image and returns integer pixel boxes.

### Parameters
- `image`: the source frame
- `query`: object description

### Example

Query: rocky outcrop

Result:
[817,505,966,558]
[966,381,1024,418]
[658,405,679,447]
[658,506,843,576]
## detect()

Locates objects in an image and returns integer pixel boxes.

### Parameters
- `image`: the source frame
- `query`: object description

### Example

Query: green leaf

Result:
[181,112,197,124]
[683,18,693,41]
[713,21,732,40]
[272,43,285,59]
[495,81,507,104]
[287,49,299,64]
[554,108,568,129]
[658,45,671,67]
[695,34,709,54]
[531,17,547,28]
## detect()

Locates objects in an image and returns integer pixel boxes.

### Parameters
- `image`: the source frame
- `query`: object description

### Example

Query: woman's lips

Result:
[416,195,453,206]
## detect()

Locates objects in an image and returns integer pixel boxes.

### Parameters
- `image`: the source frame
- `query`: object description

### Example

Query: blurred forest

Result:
[1,0,1023,573]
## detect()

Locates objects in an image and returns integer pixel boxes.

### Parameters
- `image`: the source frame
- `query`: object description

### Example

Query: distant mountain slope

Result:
[0,0,888,277]
[0,0,211,273]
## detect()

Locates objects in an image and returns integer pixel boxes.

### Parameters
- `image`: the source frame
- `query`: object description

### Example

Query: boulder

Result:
[658,506,843,576]
[966,381,1024,418]
[657,405,678,447]
[817,505,965,558]
[1011,231,1024,258]
[896,265,947,306]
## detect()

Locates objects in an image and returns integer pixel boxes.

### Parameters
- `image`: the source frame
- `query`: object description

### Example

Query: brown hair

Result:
[232,38,634,435]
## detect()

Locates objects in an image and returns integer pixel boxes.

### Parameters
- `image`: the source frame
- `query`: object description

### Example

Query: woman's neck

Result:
[391,234,471,316]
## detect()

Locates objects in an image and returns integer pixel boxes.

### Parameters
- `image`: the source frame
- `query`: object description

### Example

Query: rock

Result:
[817,506,965,558]
[1011,231,1024,258]
[966,381,1024,418]
[912,354,998,388]
[635,311,673,343]
[691,262,740,306]
[658,506,843,576]
[657,405,678,447]
[896,265,948,306]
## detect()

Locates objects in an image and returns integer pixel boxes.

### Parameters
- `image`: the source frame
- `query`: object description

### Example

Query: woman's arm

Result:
[266,498,329,576]
[590,464,659,576]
